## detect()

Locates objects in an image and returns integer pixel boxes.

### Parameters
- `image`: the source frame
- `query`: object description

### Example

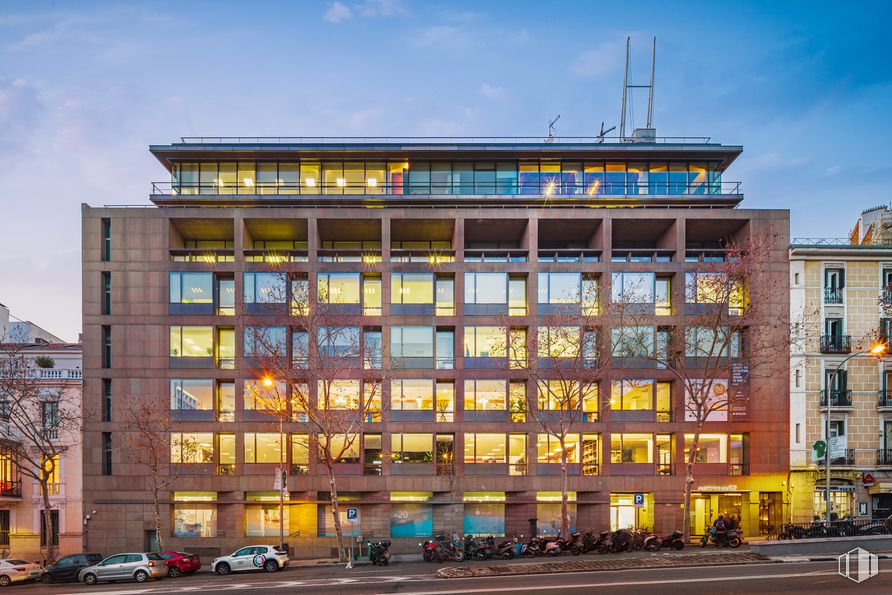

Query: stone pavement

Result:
[436,551,770,579]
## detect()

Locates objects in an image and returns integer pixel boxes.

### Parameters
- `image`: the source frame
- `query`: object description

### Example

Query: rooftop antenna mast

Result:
[545,115,560,143]
[597,121,616,143]
[619,36,656,140]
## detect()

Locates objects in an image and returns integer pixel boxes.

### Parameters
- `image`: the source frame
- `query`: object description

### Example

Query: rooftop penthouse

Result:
[148,135,743,206]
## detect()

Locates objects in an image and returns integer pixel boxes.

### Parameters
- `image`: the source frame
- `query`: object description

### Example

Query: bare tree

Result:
[501,281,605,539]
[0,343,81,563]
[242,271,383,562]
[610,234,786,539]
[121,395,184,552]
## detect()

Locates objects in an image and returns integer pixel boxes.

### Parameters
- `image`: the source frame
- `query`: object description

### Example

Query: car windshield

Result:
[146,553,163,561]
[8,560,29,565]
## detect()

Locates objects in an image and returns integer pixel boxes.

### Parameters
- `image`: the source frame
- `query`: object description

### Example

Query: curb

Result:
[774,553,892,563]
[436,552,771,579]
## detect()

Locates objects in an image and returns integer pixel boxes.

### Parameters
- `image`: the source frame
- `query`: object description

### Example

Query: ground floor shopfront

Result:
[790,468,892,522]
[90,474,786,558]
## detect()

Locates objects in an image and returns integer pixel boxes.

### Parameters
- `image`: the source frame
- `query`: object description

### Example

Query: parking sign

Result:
[633,493,645,508]
[347,507,359,520]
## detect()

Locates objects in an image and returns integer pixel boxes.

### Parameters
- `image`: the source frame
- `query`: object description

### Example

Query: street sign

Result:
[347,507,359,520]
[633,493,645,508]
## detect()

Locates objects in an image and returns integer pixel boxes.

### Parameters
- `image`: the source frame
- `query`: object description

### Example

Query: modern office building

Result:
[82,133,789,557]
[790,206,892,522]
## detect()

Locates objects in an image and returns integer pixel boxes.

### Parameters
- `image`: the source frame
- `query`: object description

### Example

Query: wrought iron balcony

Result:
[830,449,855,466]
[879,390,892,409]
[0,481,22,498]
[877,449,892,466]
[820,335,851,354]
[824,288,844,304]
[821,389,853,407]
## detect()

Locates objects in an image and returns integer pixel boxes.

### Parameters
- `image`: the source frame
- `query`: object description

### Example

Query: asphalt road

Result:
[7,560,890,595]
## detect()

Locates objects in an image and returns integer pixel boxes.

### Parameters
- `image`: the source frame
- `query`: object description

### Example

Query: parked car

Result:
[0,559,41,587]
[40,553,103,584]
[78,553,166,585]
[155,551,201,577]
[211,545,288,575]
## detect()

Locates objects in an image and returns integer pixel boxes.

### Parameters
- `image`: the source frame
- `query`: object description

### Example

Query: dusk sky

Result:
[1,0,890,342]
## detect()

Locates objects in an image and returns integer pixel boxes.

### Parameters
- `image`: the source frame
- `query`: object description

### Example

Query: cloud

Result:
[356,0,407,18]
[570,42,622,78]
[0,77,44,164]
[479,83,504,100]
[324,2,352,23]
[410,25,473,51]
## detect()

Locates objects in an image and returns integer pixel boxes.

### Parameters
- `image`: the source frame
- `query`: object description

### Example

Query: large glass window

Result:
[464,433,507,464]
[464,327,506,358]
[611,326,654,358]
[392,273,434,304]
[243,326,287,357]
[611,379,654,410]
[685,326,735,358]
[391,433,433,464]
[318,273,361,304]
[465,273,508,304]
[246,501,289,537]
[318,380,361,410]
[610,433,653,463]
[169,326,213,358]
[291,434,310,474]
[537,326,580,358]
[244,433,283,464]
[389,501,433,538]
[244,379,287,411]
[170,379,214,410]
[685,272,727,305]
[169,273,213,304]
[391,326,434,358]
[611,272,655,304]
[685,433,728,463]
[538,273,581,304]
[244,272,286,304]
[391,379,434,411]
[318,326,360,358]
[537,434,580,463]
[464,380,507,411]
[321,434,360,464]
[170,433,214,464]
[436,277,455,315]
[173,493,217,538]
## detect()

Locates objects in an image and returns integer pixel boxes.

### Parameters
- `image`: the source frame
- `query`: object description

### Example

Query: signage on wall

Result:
[633,493,645,508]
[863,473,875,487]
[347,508,359,521]
[859,502,868,516]
[730,363,750,420]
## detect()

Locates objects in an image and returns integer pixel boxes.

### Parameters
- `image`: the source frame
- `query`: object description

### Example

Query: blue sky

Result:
[1,0,891,341]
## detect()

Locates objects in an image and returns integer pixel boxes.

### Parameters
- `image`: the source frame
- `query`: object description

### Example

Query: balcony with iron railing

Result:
[820,389,853,408]
[820,335,851,354]
[877,449,892,466]
[830,449,856,466]
[824,288,844,305]
[879,390,892,410]
[0,480,22,498]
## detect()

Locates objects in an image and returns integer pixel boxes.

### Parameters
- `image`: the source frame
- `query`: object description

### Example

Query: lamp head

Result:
[870,343,887,356]
[262,377,274,387]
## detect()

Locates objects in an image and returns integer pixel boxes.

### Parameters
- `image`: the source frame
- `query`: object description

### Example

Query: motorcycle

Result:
[566,532,583,555]
[369,540,392,565]
[543,534,564,556]
[592,530,611,554]
[629,529,649,551]
[600,529,634,554]
[644,530,685,552]
[513,536,536,558]
[699,527,742,549]
[497,538,516,559]
[463,535,493,561]
[527,535,546,557]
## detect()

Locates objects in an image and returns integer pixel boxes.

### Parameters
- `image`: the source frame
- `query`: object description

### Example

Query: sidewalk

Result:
[435,551,771,579]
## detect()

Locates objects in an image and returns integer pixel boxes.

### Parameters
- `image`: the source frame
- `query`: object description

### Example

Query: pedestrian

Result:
[713,514,727,546]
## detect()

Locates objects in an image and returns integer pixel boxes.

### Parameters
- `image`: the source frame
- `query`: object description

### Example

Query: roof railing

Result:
[175,135,715,145]
[791,238,892,248]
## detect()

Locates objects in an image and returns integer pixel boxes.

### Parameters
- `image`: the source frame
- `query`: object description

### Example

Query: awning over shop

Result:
[868,483,892,495]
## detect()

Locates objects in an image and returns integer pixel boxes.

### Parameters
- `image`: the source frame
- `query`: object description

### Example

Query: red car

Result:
[154,552,201,577]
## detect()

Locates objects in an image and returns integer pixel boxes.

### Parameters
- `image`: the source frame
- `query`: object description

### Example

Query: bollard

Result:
[346,545,353,569]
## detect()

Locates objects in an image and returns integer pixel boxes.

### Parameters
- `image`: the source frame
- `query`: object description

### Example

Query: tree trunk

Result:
[682,424,703,541]
[328,467,346,562]
[153,478,164,551]
[560,443,569,540]
[39,481,56,564]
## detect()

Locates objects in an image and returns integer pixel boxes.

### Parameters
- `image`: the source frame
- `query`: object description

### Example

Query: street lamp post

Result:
[262,376,286,552]
[824,342,886,522]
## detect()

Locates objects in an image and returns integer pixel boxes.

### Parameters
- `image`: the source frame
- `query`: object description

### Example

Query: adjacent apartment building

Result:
[790,206,892,521]
[0,307,83,561]
[82,133,790,557]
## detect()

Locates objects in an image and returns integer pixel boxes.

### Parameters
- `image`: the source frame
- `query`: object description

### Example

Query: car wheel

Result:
[134,570,149,583]
[263,560,278,573]
[215,563,231,576]
[168,566,182,578]
[41,574,53,584]
[83,573,98,586]
[0,576,10,587]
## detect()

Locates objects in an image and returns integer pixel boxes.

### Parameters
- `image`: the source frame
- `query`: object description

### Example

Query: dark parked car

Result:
[155,551,201,577]
[40,554,104,584]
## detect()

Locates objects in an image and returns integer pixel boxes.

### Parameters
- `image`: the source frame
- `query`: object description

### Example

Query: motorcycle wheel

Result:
[454,551,466,562]
[423,551,433,562]
[699,538,707,548]
[672,540,684,551]
[546,548,561,557]
[728,537,742,548]
[644,541,661,552]
[570,545,582,556]
[597,545,609,555]
[525,548,536,558]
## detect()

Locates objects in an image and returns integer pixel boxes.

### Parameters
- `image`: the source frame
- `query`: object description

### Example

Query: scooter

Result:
[513,536,536,558]
[368,540,392,565]
[600,529,633,554]
[699,527,742,549]
[464,535,492,560]
[644,530,685,551]
[497,538,516,559]
[544,534,564,556]
[527,535,546,557]
[566,532,583,555]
